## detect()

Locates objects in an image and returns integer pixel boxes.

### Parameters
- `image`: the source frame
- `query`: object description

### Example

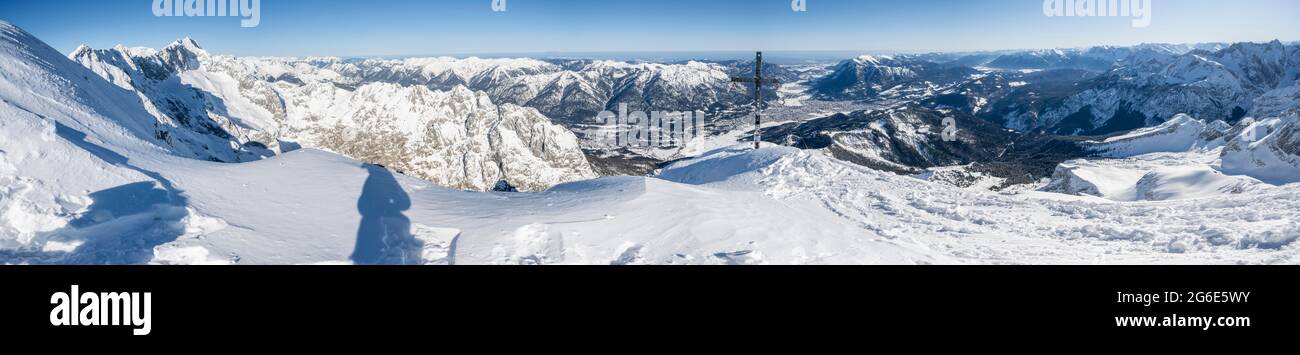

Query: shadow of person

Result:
[350,164,419,265]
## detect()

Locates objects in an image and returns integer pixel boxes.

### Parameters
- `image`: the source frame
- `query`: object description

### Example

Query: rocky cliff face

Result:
[72,39,595,191]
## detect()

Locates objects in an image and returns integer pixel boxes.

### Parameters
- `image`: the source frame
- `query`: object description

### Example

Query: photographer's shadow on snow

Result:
[350,163,420,265]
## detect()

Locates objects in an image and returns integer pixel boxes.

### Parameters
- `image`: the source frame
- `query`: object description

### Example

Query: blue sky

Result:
[2,0,1298,57]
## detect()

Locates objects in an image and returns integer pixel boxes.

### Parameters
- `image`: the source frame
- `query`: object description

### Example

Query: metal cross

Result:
[731,51,781,149]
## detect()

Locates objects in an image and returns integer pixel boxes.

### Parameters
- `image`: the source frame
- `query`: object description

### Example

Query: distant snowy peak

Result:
[396,56,559,82]
[812,55,977,100]
[980,43,1230,72]
[338,55,758,126]
[852,54,893,66]
[167,37,207,55]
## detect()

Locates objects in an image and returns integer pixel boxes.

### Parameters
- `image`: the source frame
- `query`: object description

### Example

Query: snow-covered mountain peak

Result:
[852,54,895,66]
[813,54,976,100]
[69,44,92,58]
[158,37,208,69]
[168,36,204,52]
[397,56,559,80]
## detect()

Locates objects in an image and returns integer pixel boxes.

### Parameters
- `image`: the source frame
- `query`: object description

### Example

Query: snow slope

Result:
[157,150,942,265]
[0,119,943,264]
[1042,154,1264,201]
[659,145,1298,262]
[5,119,1299,264]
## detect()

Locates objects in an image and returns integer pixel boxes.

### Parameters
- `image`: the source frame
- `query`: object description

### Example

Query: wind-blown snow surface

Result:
[663,146,1298,262]
[4,109,1300,264]
[0,115,944,264]
[7,111,1300,265]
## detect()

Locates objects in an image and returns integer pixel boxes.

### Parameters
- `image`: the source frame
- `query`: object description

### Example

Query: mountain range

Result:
[3,20,1299,264]
[70,38,597,191]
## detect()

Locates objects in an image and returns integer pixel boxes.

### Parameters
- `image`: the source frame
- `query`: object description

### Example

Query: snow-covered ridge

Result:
[811,54,979,100]
[1046,112,1300,201]
[278,53,755,126]
[1086,114,1231,157]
